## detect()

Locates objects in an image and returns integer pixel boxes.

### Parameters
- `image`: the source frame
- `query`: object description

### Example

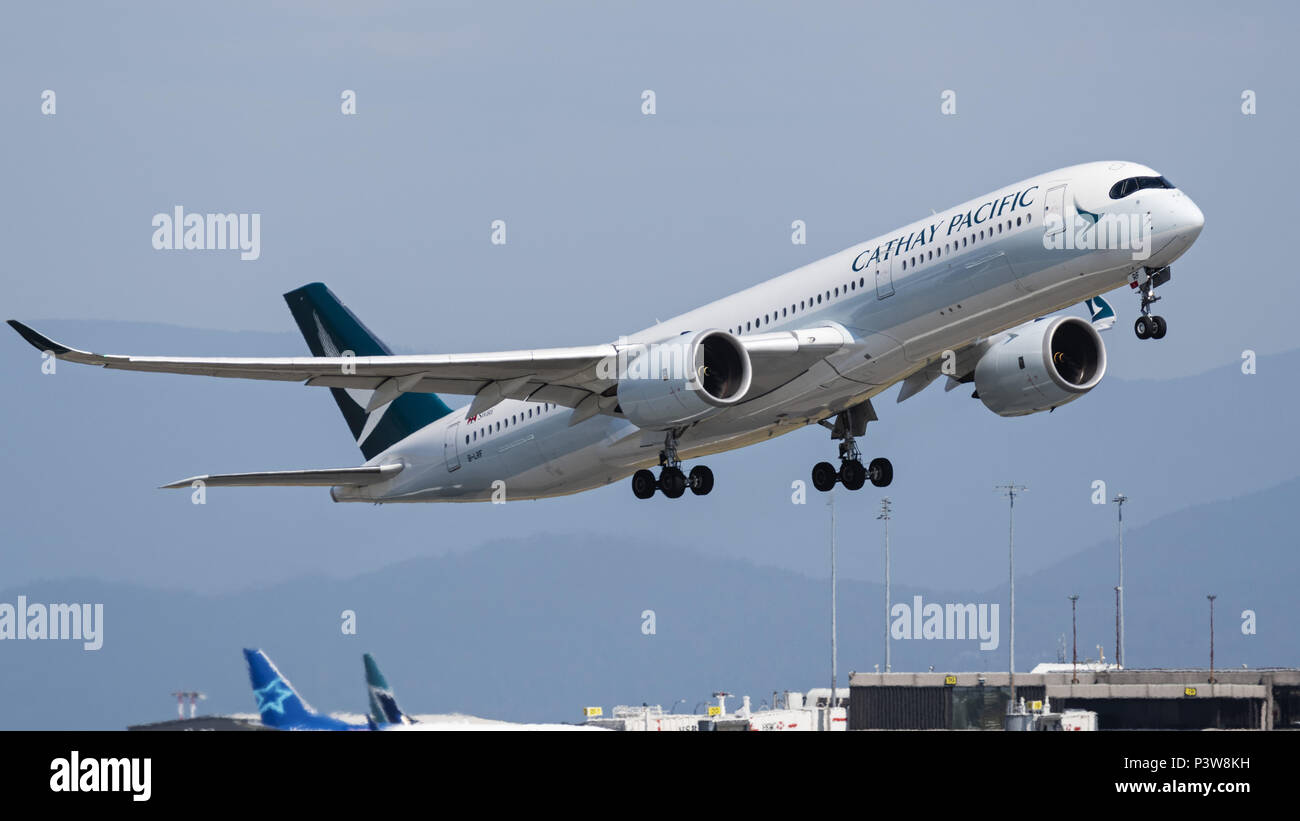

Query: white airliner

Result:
[9,161,1203,502]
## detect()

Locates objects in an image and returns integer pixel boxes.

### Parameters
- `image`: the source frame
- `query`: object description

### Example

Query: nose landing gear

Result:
[1133,266,1171,340]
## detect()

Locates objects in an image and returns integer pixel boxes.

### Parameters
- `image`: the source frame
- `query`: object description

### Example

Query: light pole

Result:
[878,497,893,673]
[995,482,1027,710]
[1208,594,1217,684]
[828,488,837,731]
[1112,493,1128,668]
[1114,586,1121,669]
[1069,594,1079,684]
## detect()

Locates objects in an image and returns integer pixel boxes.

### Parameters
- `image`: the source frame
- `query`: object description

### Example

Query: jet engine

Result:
[616,330,752,429]
[973,316,1106,417]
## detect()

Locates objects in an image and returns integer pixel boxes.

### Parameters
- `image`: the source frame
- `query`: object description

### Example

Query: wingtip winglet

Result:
[7,320,71,356]
[159,476,203,489]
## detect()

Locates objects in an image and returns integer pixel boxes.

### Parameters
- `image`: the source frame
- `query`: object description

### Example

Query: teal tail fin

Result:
[364,653,414,726]
[283,283,454,459]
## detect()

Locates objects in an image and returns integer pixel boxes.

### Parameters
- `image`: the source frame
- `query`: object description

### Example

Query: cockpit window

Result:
[1109,175,1175,199]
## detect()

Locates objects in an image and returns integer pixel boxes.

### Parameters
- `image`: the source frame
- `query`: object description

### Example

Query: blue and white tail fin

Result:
[1085,295,1117,331]
[243,648,318,729]
[364,653,414,726]
[283,283,455,460]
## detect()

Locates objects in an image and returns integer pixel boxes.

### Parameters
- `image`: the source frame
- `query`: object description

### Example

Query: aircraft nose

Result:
[1179,195,1205,241]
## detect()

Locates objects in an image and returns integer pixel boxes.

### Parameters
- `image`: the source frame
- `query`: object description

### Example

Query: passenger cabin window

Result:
[1109,175,1174,199]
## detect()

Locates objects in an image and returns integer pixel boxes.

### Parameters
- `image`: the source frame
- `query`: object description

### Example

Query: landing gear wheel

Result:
[659,466,687,499]
[839,459,866,491]
[812,461,838,493]
[868,457,893,488]
[1132,266,1171,341]
[688,465,714,496]
[1134,316,1152,340]
[631,469,657,500]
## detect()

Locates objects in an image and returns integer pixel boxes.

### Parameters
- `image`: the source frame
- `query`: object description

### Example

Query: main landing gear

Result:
[810,404,892,493]
[631,430,714,500]
[1133,266,1171,340]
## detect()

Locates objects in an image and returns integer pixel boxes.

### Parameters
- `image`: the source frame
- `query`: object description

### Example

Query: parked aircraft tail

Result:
[243,648,319,729]
[364,653,414,726]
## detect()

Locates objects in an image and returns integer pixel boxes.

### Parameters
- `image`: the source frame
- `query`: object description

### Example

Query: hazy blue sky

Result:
[3,4,1299,729]
[1,2,1297,596]
[3,1,1295,380]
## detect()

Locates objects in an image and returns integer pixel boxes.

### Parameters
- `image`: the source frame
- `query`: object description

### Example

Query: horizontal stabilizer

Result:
[161,463,402,489]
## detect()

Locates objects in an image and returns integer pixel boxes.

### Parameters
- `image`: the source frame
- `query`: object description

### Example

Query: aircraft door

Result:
[1044,184,1067,242]
[876,252,896,299]
[444,421,461,472]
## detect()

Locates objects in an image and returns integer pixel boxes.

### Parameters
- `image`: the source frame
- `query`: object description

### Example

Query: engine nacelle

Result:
[616,330,752,429]
[973,316,1106,417]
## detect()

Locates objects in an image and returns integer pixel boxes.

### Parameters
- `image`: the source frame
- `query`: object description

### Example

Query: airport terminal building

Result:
[847,668,1300,730]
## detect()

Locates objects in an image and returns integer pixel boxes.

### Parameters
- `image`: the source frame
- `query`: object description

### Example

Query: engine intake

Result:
[973,316,1106,417]
[616,330,752,429]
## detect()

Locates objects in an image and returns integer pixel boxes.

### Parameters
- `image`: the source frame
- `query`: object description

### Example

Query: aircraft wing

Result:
[8,319,850,422]
[734,327,852,396]
[159,464,403,489]
[895,341,987,403]
[8,319,617,414]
